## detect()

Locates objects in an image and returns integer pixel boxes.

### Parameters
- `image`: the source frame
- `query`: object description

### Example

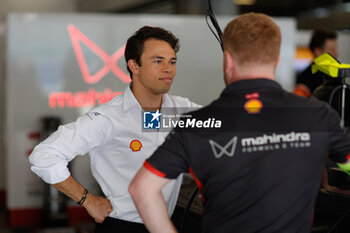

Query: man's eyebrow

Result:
[151,56,177,60]
[151,56,165,59]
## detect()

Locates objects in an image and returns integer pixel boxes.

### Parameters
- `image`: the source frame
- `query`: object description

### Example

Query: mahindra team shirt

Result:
[29,84,200,223]
[146,79,350,233]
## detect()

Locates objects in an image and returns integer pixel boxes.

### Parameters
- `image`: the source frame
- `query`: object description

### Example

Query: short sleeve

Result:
[327,106,350,163]
[145,129,190,179]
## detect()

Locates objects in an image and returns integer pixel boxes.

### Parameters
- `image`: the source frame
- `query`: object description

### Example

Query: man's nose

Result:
[162,62,172,73]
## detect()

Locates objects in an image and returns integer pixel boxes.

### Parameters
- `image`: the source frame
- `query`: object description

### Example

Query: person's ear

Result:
[313,48,322,57]
[223,51,235,85]
[128,60,139,76]
[275,53,281,68]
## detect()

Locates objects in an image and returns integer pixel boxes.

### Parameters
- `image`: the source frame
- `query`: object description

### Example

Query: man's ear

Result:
[275,53,281,68]
[313,48,322,57]
[128,59,139,76]
[224,51,235,85]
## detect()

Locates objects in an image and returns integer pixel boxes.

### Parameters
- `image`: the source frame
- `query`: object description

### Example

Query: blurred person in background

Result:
[294,29,338,97]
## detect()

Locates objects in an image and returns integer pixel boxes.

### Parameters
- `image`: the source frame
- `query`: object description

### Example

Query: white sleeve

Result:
[29,111,111,184]
[190,101,202,109]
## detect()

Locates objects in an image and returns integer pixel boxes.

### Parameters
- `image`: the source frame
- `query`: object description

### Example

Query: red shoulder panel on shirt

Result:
[143,161,166,178]
[346,153,350,160]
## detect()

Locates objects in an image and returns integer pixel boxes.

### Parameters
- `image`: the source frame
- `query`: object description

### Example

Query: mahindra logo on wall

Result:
[49,24,131,108]
[68,24,131,84]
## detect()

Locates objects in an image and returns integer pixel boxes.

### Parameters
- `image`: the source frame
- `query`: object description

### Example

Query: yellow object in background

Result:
[312,52,350,78]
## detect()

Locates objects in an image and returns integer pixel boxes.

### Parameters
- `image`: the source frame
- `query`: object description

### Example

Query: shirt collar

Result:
[161,94,173,108]
[122,84,172,111]
[221,78,282,96]
[123,84,141,111]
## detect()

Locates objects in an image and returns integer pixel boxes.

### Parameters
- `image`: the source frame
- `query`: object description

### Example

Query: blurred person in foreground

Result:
[129,13,350,233]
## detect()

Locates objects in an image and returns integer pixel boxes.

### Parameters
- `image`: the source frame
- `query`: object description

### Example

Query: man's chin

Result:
[160,89,170,94]
[158,87,171,95]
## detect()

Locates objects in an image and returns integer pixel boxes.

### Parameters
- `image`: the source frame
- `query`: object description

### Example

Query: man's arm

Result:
[53,175,113,223]
[294,83,311,97]
[129,167,177,233]
[29,112,114,222]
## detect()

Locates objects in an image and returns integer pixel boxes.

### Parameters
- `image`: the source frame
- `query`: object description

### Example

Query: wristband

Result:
[77,189,88,205]
[337,162,350,176]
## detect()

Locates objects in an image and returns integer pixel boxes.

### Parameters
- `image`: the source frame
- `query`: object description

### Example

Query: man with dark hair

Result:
[294,29,338,97]
[29,26,199,233]
[125,26,179,79]
[129,13,350,233]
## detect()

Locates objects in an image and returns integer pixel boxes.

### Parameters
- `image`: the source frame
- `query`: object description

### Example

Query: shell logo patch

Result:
[244,92,263,114]
[130,140,142,152]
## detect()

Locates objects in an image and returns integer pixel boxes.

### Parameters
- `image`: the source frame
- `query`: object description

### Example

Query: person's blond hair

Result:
[222,12,281,66]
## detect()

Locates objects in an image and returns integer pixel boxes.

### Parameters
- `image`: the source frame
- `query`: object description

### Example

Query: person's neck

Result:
[237,75,274,80]
[233,65,275,83]
[225,66,275,86]
[130,83,163,111]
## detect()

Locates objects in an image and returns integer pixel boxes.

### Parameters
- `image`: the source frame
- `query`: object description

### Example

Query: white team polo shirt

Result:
[29,85,200,223]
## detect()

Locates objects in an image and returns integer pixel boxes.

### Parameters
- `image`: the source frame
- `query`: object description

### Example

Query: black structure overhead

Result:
[77,0,350,29]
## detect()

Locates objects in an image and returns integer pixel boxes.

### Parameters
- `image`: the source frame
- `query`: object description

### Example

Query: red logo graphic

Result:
[68,24,131,84]
[244,92,263,114]
[49,25,131,109]
[49,88,123,108]
[130,140,142,152]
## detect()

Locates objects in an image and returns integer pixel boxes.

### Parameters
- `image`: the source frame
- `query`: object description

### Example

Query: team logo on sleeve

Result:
[209,137,238,159]
[87,112,101,120]
[130,140,142,152]
[143,110,161,129]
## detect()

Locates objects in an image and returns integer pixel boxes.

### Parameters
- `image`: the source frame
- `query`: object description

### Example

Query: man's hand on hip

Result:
[83,193,113,223]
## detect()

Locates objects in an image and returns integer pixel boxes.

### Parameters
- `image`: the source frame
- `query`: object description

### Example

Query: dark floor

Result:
[312,191,350,233]
[0,206,200,233]
[0,206,95,233]
[2,188,350,233]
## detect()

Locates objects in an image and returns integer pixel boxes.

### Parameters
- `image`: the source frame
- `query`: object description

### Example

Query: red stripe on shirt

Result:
[143,161,166,178]
[346,153,350,160]
[189,167,204,192]
[189,167,205,204]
